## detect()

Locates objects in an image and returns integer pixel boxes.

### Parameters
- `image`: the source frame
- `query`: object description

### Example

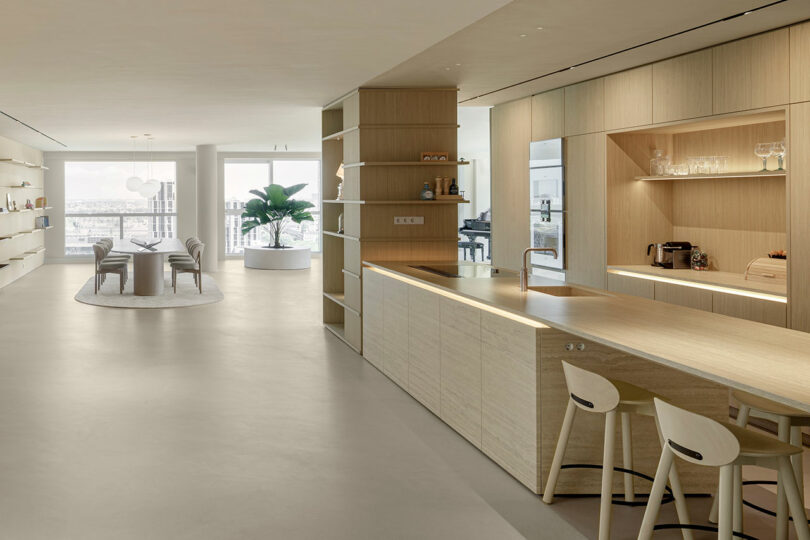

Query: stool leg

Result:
[542,399,576,504]
[710,403,752,524]
[733,464,743,534]
[653,415,693,540]
[620,412,635,503]
[777,416,791,540]
[718,464,734,540]
[599,410,616,540]
[779,455,810,540]
[790,425,805,506]
[638,446,674,540]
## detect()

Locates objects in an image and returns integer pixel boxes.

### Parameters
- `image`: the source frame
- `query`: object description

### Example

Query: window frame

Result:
[222,157,321,257]
[63,160,179,257]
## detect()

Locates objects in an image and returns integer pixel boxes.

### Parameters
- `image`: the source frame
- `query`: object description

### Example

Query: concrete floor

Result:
[0,258,801,539]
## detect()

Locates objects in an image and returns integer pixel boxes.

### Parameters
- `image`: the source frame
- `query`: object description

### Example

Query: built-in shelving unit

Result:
[635,171,786,181]
[607,107,788,324]
[321,87,464,353]
[1,145,48,289]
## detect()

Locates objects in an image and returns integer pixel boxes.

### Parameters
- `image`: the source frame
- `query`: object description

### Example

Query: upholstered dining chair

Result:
[98,238,130,264]
[171,242,204,294]
[93,243,128,294]
[168,237,199,264]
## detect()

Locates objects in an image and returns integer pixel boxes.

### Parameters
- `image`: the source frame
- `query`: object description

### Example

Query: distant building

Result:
[149,182,175,238]
[225,200,258,254]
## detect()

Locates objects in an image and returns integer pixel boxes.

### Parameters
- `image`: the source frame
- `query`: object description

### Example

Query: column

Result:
[196,144,218,272]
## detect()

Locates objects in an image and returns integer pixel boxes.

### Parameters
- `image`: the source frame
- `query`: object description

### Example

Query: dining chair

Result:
[171,242,204,294]
[93,243,128,294]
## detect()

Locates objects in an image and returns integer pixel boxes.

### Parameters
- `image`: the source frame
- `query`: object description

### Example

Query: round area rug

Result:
[74,272,224,309]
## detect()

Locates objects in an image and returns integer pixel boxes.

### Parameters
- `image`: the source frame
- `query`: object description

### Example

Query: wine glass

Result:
[771,141,786,171]
[754,143,773,171]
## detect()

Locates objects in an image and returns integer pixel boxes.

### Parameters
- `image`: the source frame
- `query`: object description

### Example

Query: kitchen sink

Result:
[527,285,604,297]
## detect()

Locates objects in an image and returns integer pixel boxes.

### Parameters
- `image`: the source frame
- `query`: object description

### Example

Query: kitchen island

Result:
[361,261,810,495]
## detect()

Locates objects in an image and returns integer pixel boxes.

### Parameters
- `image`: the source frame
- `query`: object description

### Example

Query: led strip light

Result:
[366,267,549,328]
[607,269,787,304]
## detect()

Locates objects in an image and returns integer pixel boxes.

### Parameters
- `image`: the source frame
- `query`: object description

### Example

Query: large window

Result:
[65,161,177,256]
[224,159,320,255]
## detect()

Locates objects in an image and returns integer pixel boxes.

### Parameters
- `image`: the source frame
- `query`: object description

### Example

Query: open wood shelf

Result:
[322,126,359,141]
[324,322,361,353]
[343,161,469,168]
[342,268,360,280]
[323,199,469,205]
[322,231,360,241]
[635,171,786,181]
[323,292,361,316]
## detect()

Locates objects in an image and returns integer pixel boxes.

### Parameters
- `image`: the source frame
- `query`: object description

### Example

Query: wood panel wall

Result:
[490,23,810,330]
[490,97,531,271]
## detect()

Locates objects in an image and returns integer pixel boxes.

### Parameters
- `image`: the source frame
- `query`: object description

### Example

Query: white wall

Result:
[43,151,197,262]
[457,107,491,223]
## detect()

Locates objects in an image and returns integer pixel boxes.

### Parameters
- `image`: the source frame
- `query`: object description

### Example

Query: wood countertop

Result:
[607,265,786,297]
[364,261,810,413]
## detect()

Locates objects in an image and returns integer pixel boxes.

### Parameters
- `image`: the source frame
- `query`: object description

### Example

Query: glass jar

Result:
[650,149,668,176]
[690,247,708,271]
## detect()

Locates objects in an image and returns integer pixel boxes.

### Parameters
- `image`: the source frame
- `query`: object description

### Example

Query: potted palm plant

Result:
[240,183,315,249]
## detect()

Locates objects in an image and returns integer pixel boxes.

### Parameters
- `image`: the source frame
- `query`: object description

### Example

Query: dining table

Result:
[112,237,186,296]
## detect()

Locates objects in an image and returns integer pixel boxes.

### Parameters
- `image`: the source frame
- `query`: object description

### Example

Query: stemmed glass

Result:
[754,143,773,171]
[771,141,786,171]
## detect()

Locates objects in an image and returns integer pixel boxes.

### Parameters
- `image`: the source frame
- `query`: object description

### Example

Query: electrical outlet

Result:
[393,216,424,225]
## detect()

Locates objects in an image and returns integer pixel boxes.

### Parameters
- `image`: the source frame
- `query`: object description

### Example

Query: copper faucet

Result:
[520,247,558,291]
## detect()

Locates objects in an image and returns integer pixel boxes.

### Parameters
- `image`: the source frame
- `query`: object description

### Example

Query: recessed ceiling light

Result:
[536,26,544,30]
[519,34,527,38]
[444,67,451,71]
[455,63,462,66]
[743,10,752,15]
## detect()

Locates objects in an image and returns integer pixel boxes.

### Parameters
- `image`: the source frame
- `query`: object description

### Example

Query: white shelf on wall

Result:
[0,158,47,170]
[635,171,786,181]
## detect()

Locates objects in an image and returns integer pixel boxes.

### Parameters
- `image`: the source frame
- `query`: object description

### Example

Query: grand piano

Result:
[458,212,491,262]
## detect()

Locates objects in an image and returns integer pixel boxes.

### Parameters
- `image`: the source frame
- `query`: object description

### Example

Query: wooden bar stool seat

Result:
[640,398,810,540]
[708,389,810,539]
[543,361,693,540]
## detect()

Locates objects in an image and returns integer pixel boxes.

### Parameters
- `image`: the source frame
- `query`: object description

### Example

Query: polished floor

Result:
[0,259,802,539]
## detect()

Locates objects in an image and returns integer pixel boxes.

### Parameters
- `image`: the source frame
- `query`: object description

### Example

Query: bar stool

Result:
[708,390,810,539]
[640,398,810,540]
[542,361,693,540]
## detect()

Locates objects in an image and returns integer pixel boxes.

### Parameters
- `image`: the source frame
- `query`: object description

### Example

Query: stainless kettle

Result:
[647,243,666,265]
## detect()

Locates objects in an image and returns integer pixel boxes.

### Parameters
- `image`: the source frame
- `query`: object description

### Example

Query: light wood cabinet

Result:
[440,297,482,448]
[564,78,604,136]
[383,277,409,388]
[606,272,654,299]
[790,21,810,103]
[362,268,384,370]
[531,89,564,141]
[490,98,531,271]
[539,328,727,495]
[566,133,606,289]
[654,281,712,312]
[408,286,441,415]
[712,292,786,327]
[481,312,540,490]
[713,29,789,114]
[604,66,652,130]
[790,102,810,332]
[652,50,713,123]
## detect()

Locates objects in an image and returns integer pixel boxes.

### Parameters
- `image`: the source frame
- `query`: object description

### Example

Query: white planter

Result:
[244,246,311,270]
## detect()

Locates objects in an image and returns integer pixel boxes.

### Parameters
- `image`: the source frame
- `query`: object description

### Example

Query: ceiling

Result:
[2,0,809,153]
[0,0,509,152]
[369,0,810,105]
